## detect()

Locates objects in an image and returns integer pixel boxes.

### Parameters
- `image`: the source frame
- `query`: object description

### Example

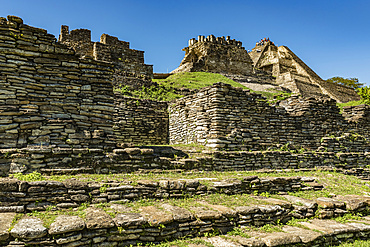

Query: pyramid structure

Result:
[249,41,360,102]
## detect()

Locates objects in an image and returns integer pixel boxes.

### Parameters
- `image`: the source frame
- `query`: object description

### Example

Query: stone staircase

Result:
[2,172,370,246]
[2,146,370,246]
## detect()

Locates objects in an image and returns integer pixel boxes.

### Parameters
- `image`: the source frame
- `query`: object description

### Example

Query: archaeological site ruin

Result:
[0,16,370,247]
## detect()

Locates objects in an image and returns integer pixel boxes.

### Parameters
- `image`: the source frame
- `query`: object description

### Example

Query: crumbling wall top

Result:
[187,35,243,47]
[58,25,153,78]
[59,25,91,43]
[100,33,129,49]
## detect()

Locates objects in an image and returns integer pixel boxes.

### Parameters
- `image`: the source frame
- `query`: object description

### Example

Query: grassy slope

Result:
[116,72,291,102]
[337,100,367,110]
[152,72,248,90]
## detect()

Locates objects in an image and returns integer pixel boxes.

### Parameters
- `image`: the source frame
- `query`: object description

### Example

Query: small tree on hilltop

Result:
[358,86,370,104]
[326,76,364,89]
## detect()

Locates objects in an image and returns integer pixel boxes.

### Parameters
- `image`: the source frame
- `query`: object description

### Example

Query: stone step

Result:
[0,176,322,213]
[205,218,370,247]
[2,194,370,246]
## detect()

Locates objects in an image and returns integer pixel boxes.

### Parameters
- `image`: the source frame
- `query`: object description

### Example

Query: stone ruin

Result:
[58,25,153,79]
[0,15,369,175]
[171,35,253,75]
[249,40,361,102]
[172,36,360,103]
[0,16,370,247]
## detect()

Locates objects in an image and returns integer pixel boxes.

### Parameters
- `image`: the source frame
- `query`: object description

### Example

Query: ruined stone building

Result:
[249,41,360,102]
[1,16,370,247]
[172,36,360,103]
[171,35,253,75]
[0,16,368,176]
[58,25,153,79]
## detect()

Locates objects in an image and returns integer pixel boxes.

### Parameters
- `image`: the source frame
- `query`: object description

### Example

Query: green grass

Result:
[153,72,248,90]
[115,72,248,101]
[115,71,292,102]
[334,240,370,247]
[337,100,367,112]
[114,84,182,101]
[146,238,214,247]
[11,169,370,200]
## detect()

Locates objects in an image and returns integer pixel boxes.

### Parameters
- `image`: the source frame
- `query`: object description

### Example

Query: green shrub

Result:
[358,86,370,104]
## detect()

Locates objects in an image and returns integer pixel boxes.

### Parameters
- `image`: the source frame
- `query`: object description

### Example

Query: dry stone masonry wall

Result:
[0,16,369,178]
[0,16,168,152]
[0,176,321,213]
[2,194,370,246]
[59,25,153,78]
[169,83,369,151]
[172,35,253,75]
[0,16,115,150]
[113,94,169,146]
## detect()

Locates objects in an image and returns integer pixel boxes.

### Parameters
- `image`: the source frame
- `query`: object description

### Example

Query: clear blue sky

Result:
[1,0,369,86]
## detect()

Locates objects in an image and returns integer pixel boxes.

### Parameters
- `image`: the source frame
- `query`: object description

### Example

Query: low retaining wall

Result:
[0,176,321,213]
[211,151,370,171]
[2,194,370,246]
[0,147,369,176]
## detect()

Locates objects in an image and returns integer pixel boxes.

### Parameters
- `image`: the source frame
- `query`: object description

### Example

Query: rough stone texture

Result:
[48,215,85,235]
[0,212,15,241]
[249,41,360,103]
[0,16,165,151]
[114,213,147,227]
[282,225,322,244]
[172,35,253,75]
[139,206,174,226]
[1,146,369,178]
[169,83,369,151]
[0,172,318,211]
[85,207,115,229]
[2,202,370,246]
[10,217,47,240]
[59,26,153,78]
[113,94,169,146]
[206,236,243,247]
[261,232,302,246]
[0,16,115,149]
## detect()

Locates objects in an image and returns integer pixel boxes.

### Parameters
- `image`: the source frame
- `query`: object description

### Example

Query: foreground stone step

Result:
[2,196,370,246]
[205,218,370,247]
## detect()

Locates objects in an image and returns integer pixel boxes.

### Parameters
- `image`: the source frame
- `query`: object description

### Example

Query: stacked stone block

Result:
[0,16,115,150]
[59,26,153,78]
[0,176,321,213]
[113,94,169,146]
[169,83,369,151]
[3,195,370,246]
[172,35,253,75]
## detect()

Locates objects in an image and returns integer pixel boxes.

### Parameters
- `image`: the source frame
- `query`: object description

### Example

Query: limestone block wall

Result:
[0,176,319,213]
[317,133,370,153]
[172,35,253,75]
[168,87,216,145]
[113,94,169,146]
[0,146,369,179]
[59,26,153,78]
[169,83,368,151]
[0,16,115,150]
[250,43,360,103]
